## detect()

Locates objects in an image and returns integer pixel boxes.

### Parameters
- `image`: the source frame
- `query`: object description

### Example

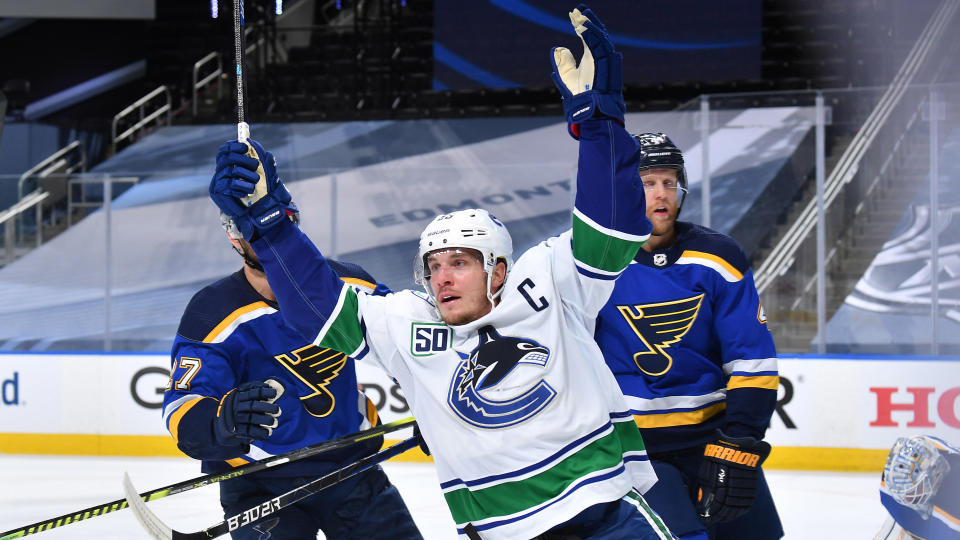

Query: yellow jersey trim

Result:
[203,301,272,343]
[933,505,960,526]
[632,402,726,429]
[727,375,780,390]
[679,250,744,281]
[167,396,209,443]
[340,277,376,291]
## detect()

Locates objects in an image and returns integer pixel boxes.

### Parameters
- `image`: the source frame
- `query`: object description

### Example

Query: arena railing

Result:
[753,0,959,298]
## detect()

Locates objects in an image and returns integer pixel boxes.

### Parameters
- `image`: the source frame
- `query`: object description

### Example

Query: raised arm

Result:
[208,139,369,358]
[551,5,651,279]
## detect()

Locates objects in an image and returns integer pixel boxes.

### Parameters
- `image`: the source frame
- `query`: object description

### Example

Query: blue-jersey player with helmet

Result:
[162,175,422,540]
[593,133,783,539]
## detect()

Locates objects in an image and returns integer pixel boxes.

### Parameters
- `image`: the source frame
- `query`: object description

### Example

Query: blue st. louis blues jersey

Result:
[881,436,960,540]
[594,222,779,454]
[162,260,388,476]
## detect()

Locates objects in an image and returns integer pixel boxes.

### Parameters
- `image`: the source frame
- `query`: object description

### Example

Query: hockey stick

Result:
[0,416,415,539]
[231,0,267,207]
[124,437,419,540]
[233,0,249,143]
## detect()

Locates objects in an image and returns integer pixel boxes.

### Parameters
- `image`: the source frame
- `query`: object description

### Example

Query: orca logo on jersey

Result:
[274,345,349,418]
[617,294,704,376]
[447,325,556,429]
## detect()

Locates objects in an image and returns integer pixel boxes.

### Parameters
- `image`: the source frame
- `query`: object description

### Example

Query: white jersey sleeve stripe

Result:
[573,208,652,244]
[723,357,778,375]
[312,285,351,346]
[162,393,206,425]
[624,391,727,412]
[205,305,277,343]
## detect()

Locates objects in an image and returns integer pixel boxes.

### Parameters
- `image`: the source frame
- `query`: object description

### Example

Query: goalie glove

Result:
[550,3,624,138]
[695,430,771,524]
[209,139,297,240]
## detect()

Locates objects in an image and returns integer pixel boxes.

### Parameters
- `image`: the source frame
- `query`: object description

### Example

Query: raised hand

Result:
[550,4,624,137]
[209,139,296,239]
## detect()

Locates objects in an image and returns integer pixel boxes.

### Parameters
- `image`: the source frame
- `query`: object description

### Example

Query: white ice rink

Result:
[0,454,887,539]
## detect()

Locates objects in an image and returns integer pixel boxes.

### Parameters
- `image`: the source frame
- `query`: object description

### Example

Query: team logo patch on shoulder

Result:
[411,322,450,356]
[447,325,556,429]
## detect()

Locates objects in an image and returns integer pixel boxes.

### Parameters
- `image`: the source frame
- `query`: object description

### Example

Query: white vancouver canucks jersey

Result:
[356,231,654,538]
[251,119,655,539]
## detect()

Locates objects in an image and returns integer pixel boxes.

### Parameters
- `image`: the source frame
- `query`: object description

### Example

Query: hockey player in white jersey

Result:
[209,4,674,538]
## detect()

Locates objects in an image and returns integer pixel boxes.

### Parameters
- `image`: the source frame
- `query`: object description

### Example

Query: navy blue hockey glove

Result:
[413,424,430,456]
[213,379,284,447]
[550,4,624,138]
[209,139,296,240]
[695,430,771,524]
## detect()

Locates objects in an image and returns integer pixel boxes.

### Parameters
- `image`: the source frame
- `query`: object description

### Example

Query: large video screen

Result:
[434,0,761,90]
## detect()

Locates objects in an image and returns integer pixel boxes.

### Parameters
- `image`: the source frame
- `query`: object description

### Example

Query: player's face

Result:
[427,248,498,325]
[641,168,681,240]
[229,236,261,264]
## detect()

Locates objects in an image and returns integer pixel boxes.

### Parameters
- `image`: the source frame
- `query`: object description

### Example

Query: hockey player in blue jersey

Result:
[875,435,960,540]
[593,133,782,539]
[207,5,678,539]
[162,205,421,540]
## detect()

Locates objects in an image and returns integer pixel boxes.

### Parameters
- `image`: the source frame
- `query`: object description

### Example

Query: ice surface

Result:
[0,455,887,538]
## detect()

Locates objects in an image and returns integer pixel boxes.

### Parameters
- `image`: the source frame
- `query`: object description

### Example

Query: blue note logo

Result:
[616,294,703,376]
[274,345,347,418]
[447,325,556,429]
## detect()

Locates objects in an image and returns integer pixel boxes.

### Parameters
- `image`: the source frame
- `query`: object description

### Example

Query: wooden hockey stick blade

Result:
[0,416,415,539]
[122,473,172,540]
[127,438,419,540]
